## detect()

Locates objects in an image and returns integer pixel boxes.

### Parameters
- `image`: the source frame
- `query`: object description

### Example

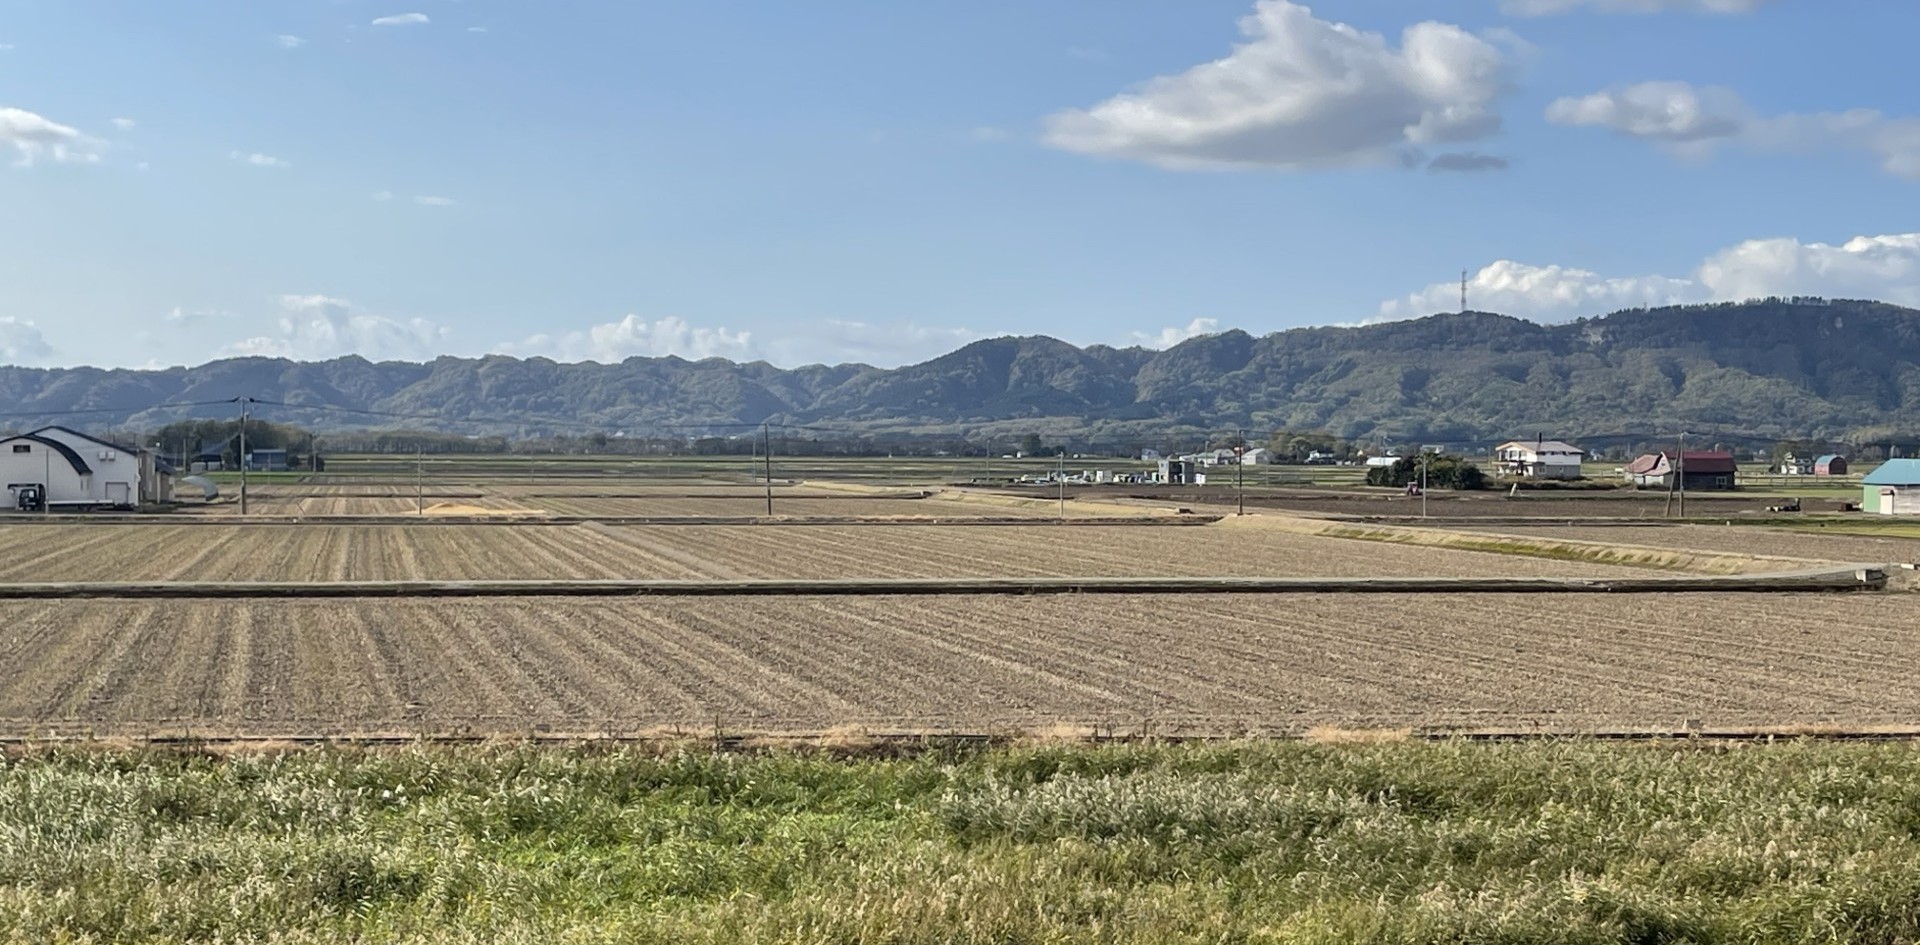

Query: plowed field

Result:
[2,592,1912,737]
[0,523,1657,582]
[1455,524,1920,564]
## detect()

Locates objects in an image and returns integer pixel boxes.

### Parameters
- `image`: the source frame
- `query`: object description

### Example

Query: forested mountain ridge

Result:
[3,298,1916,445]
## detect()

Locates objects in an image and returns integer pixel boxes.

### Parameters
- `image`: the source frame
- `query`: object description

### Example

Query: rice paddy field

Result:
[10,461,1920,942]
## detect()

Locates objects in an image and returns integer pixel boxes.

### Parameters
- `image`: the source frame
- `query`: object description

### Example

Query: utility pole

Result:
[41,446,50,517]
[1058,447,1066,520]
[238,396,250,516]
[763,422,774,516]
[416,446,424,515]
[1677,431,1687,518]
[1421,449,1430,519]
[1236,428,1246,516]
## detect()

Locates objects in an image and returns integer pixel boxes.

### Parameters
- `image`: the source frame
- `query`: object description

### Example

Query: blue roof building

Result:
[1861,459,1920,515]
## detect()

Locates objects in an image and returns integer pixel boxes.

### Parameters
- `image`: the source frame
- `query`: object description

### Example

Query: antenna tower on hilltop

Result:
[1460,269,1468,314]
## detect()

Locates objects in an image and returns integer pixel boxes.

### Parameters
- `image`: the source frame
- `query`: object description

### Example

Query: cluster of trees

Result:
[1265,429,1357,462]
[152,419,314,468]
[1364,454,1488,490]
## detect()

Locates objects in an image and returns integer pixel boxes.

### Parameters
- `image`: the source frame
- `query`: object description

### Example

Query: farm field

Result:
[1455,523,1920,564]
[0,592,1913,738]
[208,482,1077,518]
[0,522,1664,582]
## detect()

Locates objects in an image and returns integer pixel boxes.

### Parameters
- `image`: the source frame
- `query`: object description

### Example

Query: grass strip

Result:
[5,740,1920,943]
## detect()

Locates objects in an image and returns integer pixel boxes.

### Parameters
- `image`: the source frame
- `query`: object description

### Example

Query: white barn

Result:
[0,426,170,510]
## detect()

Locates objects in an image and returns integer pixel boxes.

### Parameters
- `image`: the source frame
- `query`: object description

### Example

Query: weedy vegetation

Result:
[5,739,1920,943]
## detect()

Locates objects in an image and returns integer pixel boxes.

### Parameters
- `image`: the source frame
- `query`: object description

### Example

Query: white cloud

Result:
[229,150,289,168]
[0,107,102,166]
[109,117,136,131]
[1549,80,1920,178]
[371,13,430,27]
[494,316,989,367]
[1697,234,1920,305]
[1043,0,1510,172]
[496,316,755,364]
[0,317,53,364]
[1545,81,1747,143]
[1381,231,1920,320]
[276,34,306,48]
[372,190,393,201]
[164,306,233,326]
[1383,260,1701,320]
[1503,0,1769,13]
[412,194,456,206]
[224,295,450,361]
[766,320,982,367]
[1131,318,1220,349]
[1426,151,1509,172]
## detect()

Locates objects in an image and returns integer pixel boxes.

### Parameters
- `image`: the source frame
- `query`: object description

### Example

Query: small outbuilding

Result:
[1862,459,1920,515]
[1814,454,1848,476]
[1625,450,1739,491]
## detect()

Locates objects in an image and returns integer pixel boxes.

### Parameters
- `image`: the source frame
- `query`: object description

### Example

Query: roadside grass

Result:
[5,740,1920,943]
[1777,519,1920,540]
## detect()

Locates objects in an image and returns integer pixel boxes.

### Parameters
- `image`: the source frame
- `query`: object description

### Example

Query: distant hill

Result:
[6,298,1919,447]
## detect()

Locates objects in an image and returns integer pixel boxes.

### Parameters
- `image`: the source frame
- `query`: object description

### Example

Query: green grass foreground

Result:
[5,740,1920,943]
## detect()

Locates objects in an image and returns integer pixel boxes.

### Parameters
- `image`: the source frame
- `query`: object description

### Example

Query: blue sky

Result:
[1,0,1917,369]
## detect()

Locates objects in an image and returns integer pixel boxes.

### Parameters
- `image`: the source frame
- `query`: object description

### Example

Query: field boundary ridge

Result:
[0,568,1883,599]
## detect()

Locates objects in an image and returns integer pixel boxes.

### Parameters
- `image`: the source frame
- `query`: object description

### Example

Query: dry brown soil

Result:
[1,592,1911,737]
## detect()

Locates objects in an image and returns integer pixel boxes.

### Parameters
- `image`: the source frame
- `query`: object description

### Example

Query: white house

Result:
[1493,439,1586,480]
[1363,455,1402,468]
[0,426,170,510]
[1240,447,1275,465]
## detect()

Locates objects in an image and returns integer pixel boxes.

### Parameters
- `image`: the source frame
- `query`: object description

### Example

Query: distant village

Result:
[6,422,1920,518]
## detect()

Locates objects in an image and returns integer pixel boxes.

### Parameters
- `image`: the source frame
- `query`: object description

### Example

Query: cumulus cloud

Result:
[1131,318,1221,349]
[229,150,289,168]
[371,13,429,26]
[109,117,136,131]
[496,316,755,364]
[164,307,233,326]
[1503,0,1769,13]
[0,317,53,364]
[765,321,983,367]
[1549,80,1920,178]
[495,316,990,367]
[412,194,456,206]
[1381,231,1920,320]
[225,295,450,361]
[1383,260,1701,321]
[276,34,306,48]
[1546,81,1747,143]
[0,107,102,166]
[1043,0,1510,172]
[1426,151,1510,172]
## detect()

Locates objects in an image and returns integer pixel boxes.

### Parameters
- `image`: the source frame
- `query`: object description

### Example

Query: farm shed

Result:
[1625,451,1738,491]
[1815,454,1848,476]
[246,449,289,472]
[1861,459,1920,515]
[1494,438,1585,480]
[0,426,169,509]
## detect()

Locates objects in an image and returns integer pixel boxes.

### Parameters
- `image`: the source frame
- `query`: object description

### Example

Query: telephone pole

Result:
[1057,447,1066,520]
[762,422,773,516]
[415,446,424,515]
[1677,431,1688,518]
[1236,428,1246,516]
[237,396,250,516]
